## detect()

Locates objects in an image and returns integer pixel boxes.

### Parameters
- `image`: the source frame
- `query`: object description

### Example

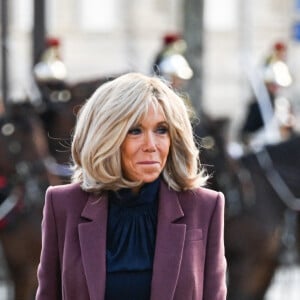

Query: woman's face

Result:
[121,104,170,188]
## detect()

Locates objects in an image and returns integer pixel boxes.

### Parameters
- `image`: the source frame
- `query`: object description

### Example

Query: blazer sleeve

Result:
[36,187,62,299]
[203,192,227,300]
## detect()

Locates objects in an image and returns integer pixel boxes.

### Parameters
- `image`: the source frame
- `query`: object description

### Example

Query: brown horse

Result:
[196,118,300,300]
[226,136,300,300]
[35,76,117,167]
[0,104,60,299]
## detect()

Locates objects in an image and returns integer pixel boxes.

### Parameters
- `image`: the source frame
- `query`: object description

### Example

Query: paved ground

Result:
[265,265,300,300]
[0,282,12,299]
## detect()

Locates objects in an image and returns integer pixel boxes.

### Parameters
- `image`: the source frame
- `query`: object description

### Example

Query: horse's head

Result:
[0,105,58,207]
[194,115,232,189]
[0,110,35,175]
[264,134,300,203]
[34,76,113,165]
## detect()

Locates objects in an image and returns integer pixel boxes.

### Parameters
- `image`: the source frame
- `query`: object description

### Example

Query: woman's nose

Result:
[142,133,156,152]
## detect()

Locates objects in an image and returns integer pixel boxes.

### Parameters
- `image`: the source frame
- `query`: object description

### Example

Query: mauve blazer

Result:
[36,180,227,300]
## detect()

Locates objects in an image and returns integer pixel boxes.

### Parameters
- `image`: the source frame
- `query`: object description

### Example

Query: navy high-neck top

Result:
[105,179,160,300]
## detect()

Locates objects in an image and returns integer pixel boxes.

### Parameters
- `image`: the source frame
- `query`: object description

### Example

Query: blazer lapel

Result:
[78,193,108,300]
[151,181,186,300]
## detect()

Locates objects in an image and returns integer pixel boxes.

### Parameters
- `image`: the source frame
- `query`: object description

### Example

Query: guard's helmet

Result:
[158,54,193,81]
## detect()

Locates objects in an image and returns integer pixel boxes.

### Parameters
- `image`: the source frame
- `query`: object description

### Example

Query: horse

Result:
[0,104,61,299]
[34,76,117,167]
[225,136,300,300]
[196,118,300,299]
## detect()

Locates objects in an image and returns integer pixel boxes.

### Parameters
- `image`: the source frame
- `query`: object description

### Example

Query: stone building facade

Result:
[2,0,300,138]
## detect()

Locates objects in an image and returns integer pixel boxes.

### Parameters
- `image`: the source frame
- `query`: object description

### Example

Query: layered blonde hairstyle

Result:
[71,72,208,192]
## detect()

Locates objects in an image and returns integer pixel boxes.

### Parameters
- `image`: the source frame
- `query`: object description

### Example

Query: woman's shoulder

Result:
[176,187,225,223]
[44,182,93,220]
[181,186,223,200]
[161,179,224,204]
[46,182,84,195]
[177,186,225,210]
[45,182,88,206]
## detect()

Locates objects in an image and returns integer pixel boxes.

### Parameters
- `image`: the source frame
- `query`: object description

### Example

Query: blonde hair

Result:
[71,72,208,192]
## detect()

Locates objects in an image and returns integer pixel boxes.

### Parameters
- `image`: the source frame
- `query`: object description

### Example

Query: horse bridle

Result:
[0,159,46,225]
[255,147,300,211]
[0,118,48,223]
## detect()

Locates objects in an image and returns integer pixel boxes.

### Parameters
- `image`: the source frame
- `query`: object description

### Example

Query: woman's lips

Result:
[137,161,159,165]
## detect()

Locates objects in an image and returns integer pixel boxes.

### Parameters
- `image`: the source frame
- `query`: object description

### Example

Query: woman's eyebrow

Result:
[157,121,169,126]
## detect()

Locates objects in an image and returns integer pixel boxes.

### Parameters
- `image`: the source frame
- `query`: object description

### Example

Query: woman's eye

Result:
[128,127,142,135]
[156,126,169,134]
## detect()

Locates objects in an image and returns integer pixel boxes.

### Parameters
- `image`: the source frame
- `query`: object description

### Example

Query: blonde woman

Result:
[36,73,227,300]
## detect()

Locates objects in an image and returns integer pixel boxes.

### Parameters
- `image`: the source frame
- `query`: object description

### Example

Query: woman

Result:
[36,72,227,300]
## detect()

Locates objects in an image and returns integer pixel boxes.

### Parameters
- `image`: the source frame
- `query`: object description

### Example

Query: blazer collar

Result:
[79,192,108,300]
[78,180,186,300]
[150,180,186,300]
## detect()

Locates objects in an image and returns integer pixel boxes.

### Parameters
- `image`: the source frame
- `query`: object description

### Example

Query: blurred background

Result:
[2,0,300,139]
[1,0,300,299]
